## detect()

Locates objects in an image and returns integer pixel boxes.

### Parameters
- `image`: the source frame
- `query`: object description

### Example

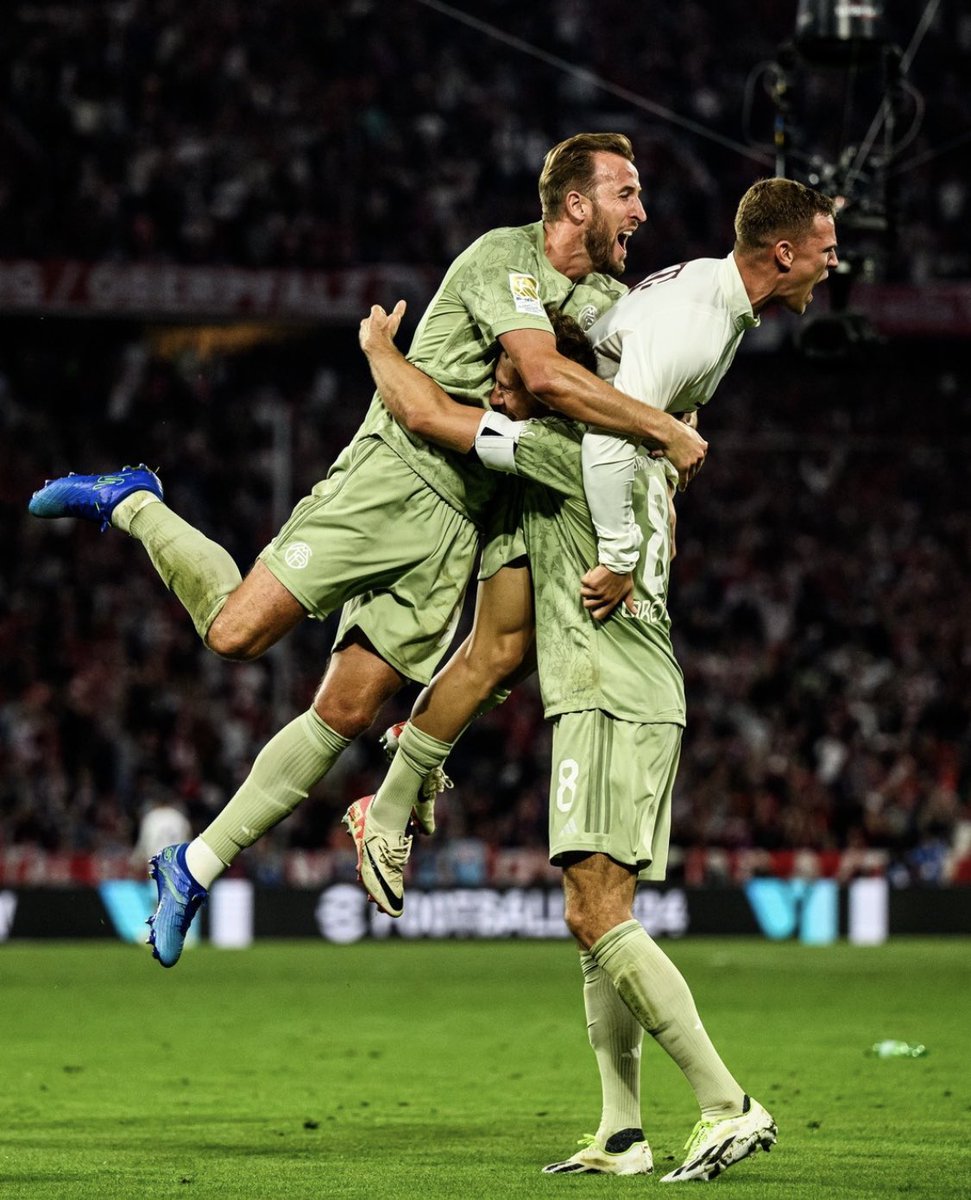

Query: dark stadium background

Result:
[1,0,969,900]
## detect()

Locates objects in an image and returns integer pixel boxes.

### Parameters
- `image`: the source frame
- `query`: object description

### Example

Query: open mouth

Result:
[616,229,634,256]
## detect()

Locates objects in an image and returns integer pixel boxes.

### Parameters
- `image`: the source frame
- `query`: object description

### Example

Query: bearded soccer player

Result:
[27,133,707,967]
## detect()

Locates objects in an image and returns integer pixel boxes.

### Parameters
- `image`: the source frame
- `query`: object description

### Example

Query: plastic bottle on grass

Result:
[869,1040,927,1058]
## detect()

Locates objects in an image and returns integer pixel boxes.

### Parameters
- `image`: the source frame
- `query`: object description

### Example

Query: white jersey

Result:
[581,253,760,571]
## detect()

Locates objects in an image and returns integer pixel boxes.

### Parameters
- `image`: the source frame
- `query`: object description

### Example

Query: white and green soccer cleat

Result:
[379,721,453,836]
[660,1096,776,1183]
[543,1129,653,1175]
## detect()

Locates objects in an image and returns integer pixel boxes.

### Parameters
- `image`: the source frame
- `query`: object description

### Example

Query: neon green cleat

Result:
[543,1129,653,1175]
[660,1096,776,1183]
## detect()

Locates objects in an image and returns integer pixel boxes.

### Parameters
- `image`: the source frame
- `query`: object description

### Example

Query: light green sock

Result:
[368,723,453,832]
[119,499,242,641]
[580,950,644,1140]
[591,919,745,1121]
[201,709,351,865]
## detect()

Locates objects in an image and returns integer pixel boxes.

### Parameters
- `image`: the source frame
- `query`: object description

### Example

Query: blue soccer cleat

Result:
[28,464,162,532]
[147,843,208,968]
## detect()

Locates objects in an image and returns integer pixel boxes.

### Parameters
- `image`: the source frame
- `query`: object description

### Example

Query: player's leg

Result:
[551,712,776,1181]
[198,633,405,866]
[580,950,644,1147]
[366,561,534,833]
[27,465,276,649]
[346,562,534,916]
[566,860,776,1182]
[410,557,535,736]
[149,446,478,959]
[124,505,307,658]
[363,484,533,839]
[204,562,307,659]
[543,941,650,1176]
[190,634,404,875]
[149,635,406,967]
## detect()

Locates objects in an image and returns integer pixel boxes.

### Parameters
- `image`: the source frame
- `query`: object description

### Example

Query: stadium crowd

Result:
[1,0,969,888]
[1,322,969,886]
[2,0,969,283]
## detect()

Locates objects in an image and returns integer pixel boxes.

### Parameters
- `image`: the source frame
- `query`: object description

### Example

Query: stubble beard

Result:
[584,210,624,279]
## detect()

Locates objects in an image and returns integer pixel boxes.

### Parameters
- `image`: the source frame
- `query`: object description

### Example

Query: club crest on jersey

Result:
[284,541,313,570]
[508,272,543,316]
[575,304,599,330]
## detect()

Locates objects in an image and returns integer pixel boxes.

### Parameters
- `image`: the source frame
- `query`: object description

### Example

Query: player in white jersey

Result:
[580,178,837,593]
[581,255,759,576]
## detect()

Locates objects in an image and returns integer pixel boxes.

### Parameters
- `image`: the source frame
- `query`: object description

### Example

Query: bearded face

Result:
[583,204,626,278]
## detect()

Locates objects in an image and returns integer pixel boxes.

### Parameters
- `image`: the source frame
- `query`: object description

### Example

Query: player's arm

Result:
[359,302,481,452]
[498,326,708,487]
[579,410,696,618]
[575,431,639,620]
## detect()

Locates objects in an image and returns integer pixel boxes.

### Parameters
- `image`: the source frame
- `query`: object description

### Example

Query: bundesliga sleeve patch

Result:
[508,272,543,316]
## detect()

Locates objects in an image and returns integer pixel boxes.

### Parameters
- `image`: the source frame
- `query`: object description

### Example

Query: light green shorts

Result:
[478,479,527,581]
[548,709,681,881]
[260,435,477,684]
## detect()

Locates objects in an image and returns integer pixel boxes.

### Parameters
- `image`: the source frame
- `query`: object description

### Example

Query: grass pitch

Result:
[1,937,968,1199]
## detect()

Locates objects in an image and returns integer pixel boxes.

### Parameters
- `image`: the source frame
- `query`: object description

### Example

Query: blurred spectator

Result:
[1,0,968,281]
[1,0,969,886]
[131,792,191,869]
[1,316,969,886]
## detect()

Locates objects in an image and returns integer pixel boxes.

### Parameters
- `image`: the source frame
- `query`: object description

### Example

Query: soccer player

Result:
[355,295,782,1184]
[27,133,707,967]
[353,176,839,925]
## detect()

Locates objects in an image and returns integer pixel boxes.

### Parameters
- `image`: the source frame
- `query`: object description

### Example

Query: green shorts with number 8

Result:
[549,709,682,881]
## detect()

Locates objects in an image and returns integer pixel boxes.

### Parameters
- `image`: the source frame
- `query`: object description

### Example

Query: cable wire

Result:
[411,0,772,165]
[845,0,941,187]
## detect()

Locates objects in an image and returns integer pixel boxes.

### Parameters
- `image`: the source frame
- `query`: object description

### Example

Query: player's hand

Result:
[359,299,407,356]
[580,564,635,621]
[663,413,708,490]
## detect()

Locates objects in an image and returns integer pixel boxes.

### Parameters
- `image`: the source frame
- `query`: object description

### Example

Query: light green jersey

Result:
[352,222,626,524]
[508,417,685,725]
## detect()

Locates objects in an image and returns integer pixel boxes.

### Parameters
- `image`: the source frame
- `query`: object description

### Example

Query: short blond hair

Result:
[734,178,836,251]
[539,132,635,221]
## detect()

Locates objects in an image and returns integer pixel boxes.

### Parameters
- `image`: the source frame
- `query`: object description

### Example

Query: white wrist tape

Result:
[474,411,522,473]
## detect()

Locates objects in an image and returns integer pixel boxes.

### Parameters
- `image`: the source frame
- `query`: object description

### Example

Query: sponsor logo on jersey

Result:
[284,541,313,569]
[508,272,543,316]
